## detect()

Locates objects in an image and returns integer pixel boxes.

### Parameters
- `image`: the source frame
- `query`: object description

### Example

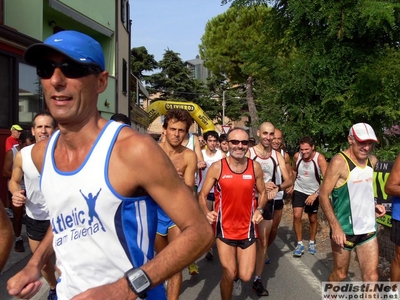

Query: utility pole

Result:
[222,90,226,126]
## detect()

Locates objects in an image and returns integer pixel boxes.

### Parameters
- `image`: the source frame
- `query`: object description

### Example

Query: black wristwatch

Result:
[125,268,152,299]
[277,185,282,192]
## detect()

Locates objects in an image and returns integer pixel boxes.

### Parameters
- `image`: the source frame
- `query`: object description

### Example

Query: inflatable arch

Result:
[147,100,215,132]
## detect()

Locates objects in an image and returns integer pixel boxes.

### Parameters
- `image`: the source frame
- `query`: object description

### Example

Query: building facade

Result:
[0,0,148,206]
[185,55,210,83]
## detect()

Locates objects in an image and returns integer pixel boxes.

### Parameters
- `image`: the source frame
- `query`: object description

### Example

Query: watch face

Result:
[127,269,151,294]
[132,274,150,291]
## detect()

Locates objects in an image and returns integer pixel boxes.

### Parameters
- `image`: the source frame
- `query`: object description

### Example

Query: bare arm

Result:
[10,129,212,300]
[198,161,220,224]
[0,201,13,272]
[287,152,299,194]
[9,152,25,207]
[277,151,292,190]
[193,135,206,169]
[318,153,328,178]
[303,153,328,206]
[184,149,197,190]
[284,152,292,182]
[7,226,54,298]
[115,132,213,298]
[385,154,400,196]
[319,154,346,247]
[292,152,299,174]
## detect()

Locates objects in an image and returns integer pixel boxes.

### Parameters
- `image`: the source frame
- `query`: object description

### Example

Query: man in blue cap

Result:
[7,30,213,300]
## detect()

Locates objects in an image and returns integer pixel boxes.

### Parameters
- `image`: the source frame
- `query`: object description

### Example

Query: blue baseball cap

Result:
[24,30,105,70]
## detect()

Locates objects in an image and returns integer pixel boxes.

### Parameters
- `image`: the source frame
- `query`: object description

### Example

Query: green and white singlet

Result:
[331,152,376,235]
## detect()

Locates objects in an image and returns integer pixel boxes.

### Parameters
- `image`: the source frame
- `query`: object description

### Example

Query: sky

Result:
[130,1,230,62]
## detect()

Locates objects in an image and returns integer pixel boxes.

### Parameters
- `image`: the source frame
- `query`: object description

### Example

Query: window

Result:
[18,63,43,124]
[122,58,127,96]
[121,0,126,23]
[126,1,130,32]
[121,0,130,32]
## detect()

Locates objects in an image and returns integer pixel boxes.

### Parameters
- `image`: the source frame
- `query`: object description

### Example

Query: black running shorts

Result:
[274,199,284,211]
[262,201,274,220]
[25,216,50,241]
[218,237,257,249]
[292,190,319,214]
[329,230,377,250]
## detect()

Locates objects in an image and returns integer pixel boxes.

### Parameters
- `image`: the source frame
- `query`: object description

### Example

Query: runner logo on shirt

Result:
[51,188,106,246]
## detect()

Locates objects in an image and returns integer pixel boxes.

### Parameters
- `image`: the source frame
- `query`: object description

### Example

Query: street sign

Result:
[222,125,231,134]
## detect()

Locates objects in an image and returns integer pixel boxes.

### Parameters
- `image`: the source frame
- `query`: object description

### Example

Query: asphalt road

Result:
[179,228,328,300]
[0,219,331,300]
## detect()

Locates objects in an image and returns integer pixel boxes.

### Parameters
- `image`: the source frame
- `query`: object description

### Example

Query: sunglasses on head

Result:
[37,60,102,79]
[228,139,250,146]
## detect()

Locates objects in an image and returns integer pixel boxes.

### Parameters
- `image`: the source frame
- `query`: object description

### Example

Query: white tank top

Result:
[248,147,283,200]
[198,149,223,192]
[41,121,164,299]
[332,153,376,234]
[294,152,321,195]
[21,144,49,220]
[185,133,195,151]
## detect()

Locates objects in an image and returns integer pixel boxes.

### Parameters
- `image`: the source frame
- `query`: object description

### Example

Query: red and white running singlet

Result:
[213,158,258,240]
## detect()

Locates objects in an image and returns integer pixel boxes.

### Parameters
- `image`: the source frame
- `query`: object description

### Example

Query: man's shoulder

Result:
[328,152,347,169]
[182,145,195,154]
[316,151,327,161]
[182,147,197,164]
[176,144,195,156]
[116,126,153,145]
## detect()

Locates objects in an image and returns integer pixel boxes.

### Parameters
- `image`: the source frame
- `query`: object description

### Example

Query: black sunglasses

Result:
[37,60,102,79]
[228,139,250,146]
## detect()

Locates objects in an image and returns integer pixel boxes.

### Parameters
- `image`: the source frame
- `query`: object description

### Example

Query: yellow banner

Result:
[373,161,394,227]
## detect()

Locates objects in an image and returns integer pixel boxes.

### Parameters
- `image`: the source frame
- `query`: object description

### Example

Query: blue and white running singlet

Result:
[41,121,165,299]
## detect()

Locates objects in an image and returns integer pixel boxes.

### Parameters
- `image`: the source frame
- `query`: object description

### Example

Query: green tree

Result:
[199,6,271,137]
[145,49,222,123]
[220,0,400,158]
[130,46,158,81]
[147,49,199,101]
